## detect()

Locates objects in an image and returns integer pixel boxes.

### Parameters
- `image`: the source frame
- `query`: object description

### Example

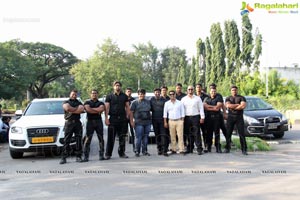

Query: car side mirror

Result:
[15,110,23,120]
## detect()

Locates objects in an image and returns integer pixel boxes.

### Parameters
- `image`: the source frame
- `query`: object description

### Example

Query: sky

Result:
[0,0,299,68]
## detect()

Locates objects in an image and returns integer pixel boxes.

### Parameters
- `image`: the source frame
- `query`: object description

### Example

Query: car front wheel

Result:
[10,149,24,159]
[273,132,284,139]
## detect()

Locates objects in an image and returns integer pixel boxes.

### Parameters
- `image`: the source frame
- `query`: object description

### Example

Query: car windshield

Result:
[24,101,64,116]
[245,97,273,111]
[132,93,155,101]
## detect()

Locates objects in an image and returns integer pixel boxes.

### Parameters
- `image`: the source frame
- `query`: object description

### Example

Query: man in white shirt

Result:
[163,90,185,154]
[181,85,205,155]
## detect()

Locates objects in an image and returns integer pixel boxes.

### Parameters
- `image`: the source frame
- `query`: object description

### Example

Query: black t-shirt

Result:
[161,96,170,101]
[127,96,135,105]
[225,95,247,116]
[150,96,167,119]
[63,99,83,120]
[216,93,223,100]
[84,99,104,120]
[105,92,129,120]
[198,93,209,102]
[204,96,223,115]
[176,92,186,101]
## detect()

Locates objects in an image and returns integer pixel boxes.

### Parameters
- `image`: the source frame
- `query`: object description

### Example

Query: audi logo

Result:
[35,129,49,134]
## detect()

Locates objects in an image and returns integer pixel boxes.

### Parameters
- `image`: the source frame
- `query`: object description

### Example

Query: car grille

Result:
[27,127,59,144]
[257,117,281,123]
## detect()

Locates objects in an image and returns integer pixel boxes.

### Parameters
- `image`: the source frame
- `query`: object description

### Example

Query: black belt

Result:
[209,114,220,118]
[110,115,125,118]
[65,119,80,123]
[88,118,101,121]
[228,114,243,117]
[169,118,182,121]
[185,115,199,118]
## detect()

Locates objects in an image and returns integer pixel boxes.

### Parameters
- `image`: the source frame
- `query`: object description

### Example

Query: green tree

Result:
[160,47,188,87]
[177,57,188,85]
[224,20,241,83]
[188,56,196,85]
[210,22,226,84]
[133,42,161,87]
[253,32,263,71]
[268,69,284,97]
[0,41,33,100]
[241,14,254,72]
[239,71,263,95]
[71,39,143,99]
[14,40,78,98]
[284,80,299,99]
[196,38,206,84]
[204,37,212,87]
[46,75,75,98]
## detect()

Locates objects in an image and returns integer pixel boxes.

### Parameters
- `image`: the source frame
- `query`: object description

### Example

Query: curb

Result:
[266,140,300,145]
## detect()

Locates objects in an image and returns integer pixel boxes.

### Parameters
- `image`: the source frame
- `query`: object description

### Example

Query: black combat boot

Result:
[99,152,105,160]
[216,144,222,153]
[82,154,89,162]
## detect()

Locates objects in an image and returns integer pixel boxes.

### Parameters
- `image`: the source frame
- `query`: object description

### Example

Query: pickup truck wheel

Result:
[273,132,284,139]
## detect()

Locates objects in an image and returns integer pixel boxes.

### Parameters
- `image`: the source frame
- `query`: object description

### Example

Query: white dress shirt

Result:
[163,100,185,120]
[181,95,205,119]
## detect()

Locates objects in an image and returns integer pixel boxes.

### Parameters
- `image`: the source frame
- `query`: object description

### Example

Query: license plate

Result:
[268,123,278,129]
[32,137,54,143]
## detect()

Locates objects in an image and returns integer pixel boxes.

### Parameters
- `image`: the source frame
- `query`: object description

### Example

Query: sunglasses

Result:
[169,93,175,96]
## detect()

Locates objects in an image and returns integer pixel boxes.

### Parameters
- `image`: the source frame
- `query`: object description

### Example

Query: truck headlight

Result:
[10,127,23,134]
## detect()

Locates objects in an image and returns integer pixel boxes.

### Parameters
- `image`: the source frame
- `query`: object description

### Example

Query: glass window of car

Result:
[245,97,272,111]
[24,101,64,115]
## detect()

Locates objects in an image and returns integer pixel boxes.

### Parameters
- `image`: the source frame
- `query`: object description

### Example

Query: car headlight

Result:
[10,127,23,134]
[244,115,259,124]
[281,115,287,121]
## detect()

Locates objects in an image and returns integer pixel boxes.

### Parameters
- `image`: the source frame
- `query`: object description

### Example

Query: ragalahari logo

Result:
[241,2,254,15]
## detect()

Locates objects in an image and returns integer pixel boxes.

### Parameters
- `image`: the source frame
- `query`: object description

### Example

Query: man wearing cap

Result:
[104,81,131,159]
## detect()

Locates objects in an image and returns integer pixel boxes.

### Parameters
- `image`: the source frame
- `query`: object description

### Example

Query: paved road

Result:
[0,125,299,200]
[259,124,300,144]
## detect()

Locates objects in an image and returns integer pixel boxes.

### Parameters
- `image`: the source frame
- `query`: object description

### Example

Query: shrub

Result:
[222,137,271,152]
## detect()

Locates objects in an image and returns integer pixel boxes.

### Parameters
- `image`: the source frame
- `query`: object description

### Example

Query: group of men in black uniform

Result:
[60,81,132,164]
[59,81,248,164]
[196,83,248,155]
